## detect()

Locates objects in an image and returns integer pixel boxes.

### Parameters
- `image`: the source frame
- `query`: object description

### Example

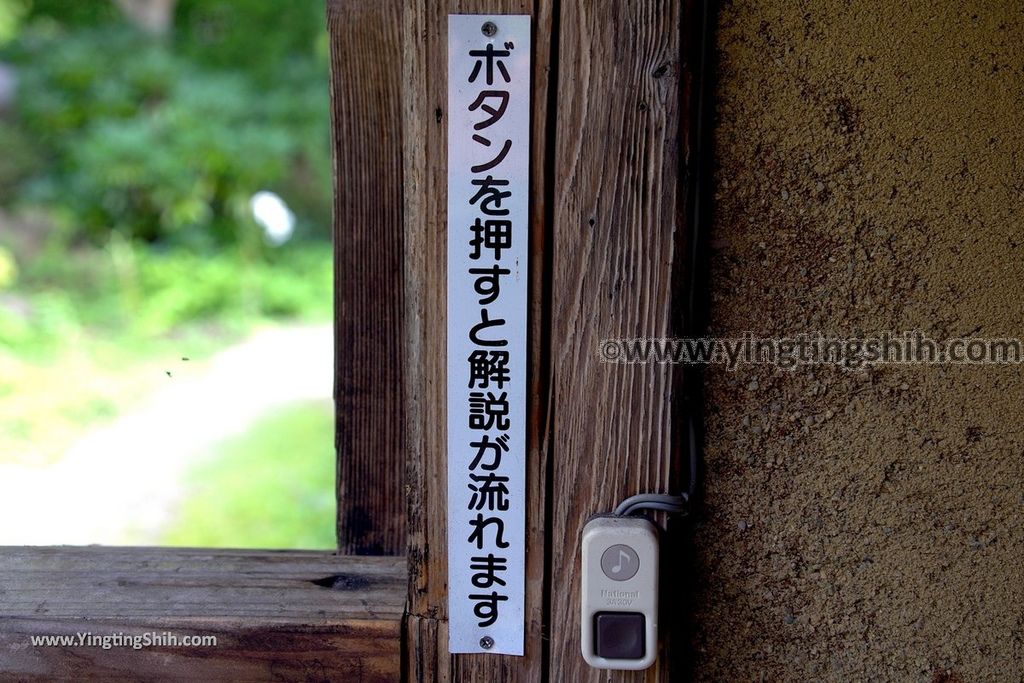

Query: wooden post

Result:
[546,1,693,680]
[329,0,407,555]
[402,1,555,680]
[400,0,695,679]
[325,0,699,674]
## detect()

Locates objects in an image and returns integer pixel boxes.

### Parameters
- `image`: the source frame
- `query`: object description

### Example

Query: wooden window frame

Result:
[1,548,405,681]
[1,1,700,681]
[1,4,410,681]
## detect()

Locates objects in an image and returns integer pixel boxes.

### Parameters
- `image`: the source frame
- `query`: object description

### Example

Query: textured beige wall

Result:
[692,1,1023,680]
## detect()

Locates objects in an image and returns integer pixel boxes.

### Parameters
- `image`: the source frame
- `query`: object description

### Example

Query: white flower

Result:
[249,191,295,246]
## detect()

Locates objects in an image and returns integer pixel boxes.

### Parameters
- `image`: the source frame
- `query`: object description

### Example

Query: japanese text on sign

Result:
[446,14,530,656]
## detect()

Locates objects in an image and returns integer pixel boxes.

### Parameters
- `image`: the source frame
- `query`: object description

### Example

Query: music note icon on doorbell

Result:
[600,544,640,581]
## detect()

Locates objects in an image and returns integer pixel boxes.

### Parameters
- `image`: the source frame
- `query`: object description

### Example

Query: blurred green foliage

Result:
[175,0,327,80]
[0,0,334,349]
[0,245,15,289]
[0,121,42,198]
[0,1,335,547]
[0,0,29,44]
[0,0,330,248]
[0,241,332,353]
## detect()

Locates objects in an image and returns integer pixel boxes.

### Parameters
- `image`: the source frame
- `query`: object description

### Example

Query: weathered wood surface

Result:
[329,0,407,555]
[547,1,693,681]
[400,0,698,678]
[0,547,406,682]
[402,1,554,681]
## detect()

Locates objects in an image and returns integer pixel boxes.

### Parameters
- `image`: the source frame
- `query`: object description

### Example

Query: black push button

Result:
[594,612,645,660]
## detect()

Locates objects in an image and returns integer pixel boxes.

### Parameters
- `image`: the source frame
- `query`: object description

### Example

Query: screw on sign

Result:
[446,14,531,656]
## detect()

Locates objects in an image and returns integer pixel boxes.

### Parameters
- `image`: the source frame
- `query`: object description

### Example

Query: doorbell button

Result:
[581,516,658,670]
[594,611,646,660]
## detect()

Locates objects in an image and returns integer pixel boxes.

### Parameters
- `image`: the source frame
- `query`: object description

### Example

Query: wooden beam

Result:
[402,1,555,680]
[546,1,692,680]
[0,547,406,682]
[328,0,407,555]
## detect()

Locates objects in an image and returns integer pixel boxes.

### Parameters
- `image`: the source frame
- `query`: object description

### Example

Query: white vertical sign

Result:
[447,14,530,656]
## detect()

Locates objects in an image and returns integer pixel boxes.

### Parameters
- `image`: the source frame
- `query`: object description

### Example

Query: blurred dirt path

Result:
[0,324,332,545]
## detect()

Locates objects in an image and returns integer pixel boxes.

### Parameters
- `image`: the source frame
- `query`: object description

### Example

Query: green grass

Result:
[0,237,335,545]
[158,401,335,549]
[0,239,332,467]
[0,327,234,466]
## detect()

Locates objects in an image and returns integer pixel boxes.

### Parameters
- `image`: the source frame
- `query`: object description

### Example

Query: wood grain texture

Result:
[0,547,406,682]
[328,0,407,555]
[403,614,449,683]
[547,1,691,680]
[402,1,553,681]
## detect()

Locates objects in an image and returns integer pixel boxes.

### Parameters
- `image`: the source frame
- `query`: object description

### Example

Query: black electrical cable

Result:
[616,0,713,520]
